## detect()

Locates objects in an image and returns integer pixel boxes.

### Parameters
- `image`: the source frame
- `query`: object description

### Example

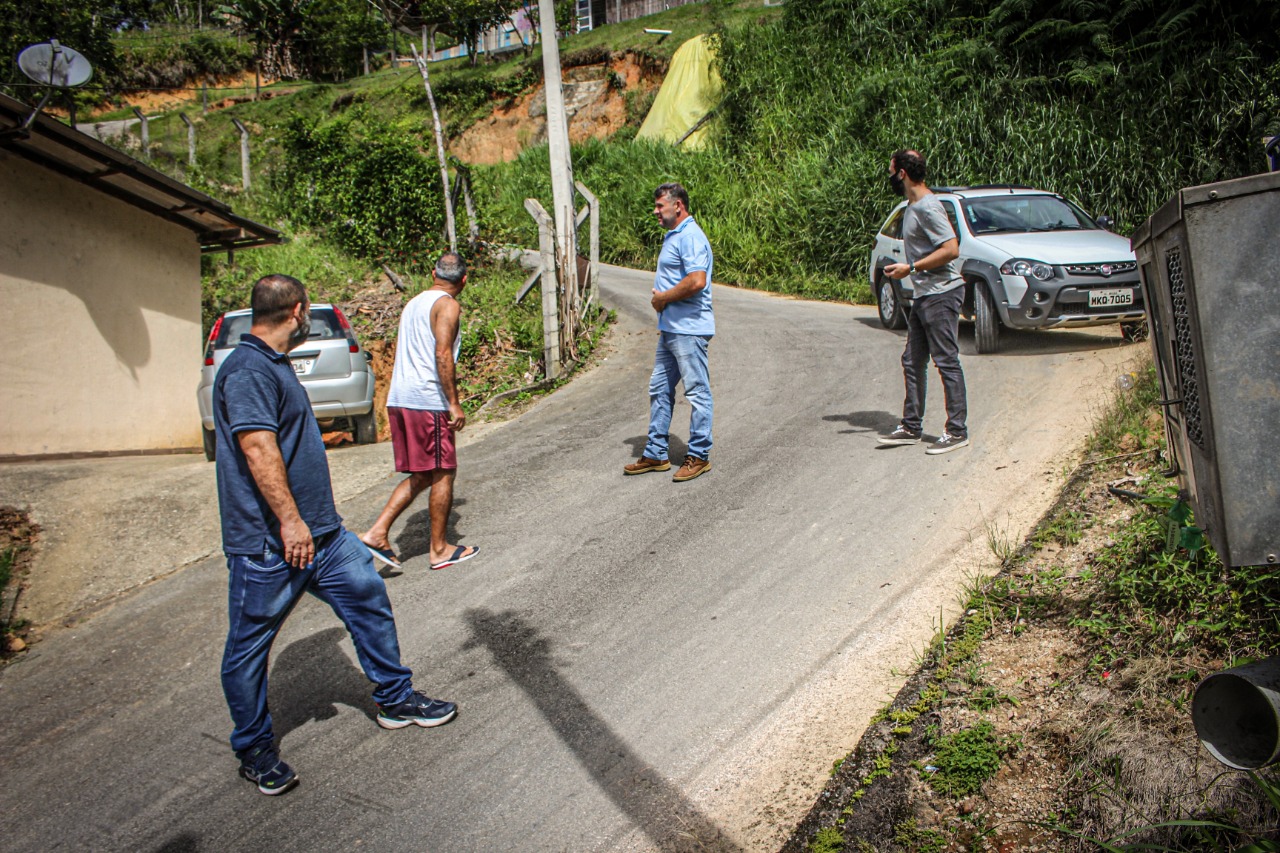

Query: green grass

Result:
[201,229,378,335]
[0,547,12,597]
[926,721,1006,798]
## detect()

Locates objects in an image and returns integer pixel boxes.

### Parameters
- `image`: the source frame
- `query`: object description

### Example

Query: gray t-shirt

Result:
[902,193,962,298]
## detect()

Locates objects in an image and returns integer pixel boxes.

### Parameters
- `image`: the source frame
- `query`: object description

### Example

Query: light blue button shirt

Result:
[655,216,714,336]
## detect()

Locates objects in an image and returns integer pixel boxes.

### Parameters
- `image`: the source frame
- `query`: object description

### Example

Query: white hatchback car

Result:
[196,303,377,461]
[868,185,1146,352]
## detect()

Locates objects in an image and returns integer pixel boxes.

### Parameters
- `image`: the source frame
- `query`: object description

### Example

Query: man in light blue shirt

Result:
[624,183,715,482]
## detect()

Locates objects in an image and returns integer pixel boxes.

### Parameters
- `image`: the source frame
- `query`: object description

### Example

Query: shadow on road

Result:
[464,608,743,852]
[395,498,470,563]
[623,434,688,462]
[269,626,378,740]
[151,833,199,853]
[823,410,901,435]
[850,312,1134,356]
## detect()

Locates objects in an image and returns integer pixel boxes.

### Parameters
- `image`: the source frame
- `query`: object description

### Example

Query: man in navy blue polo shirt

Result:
[623,182,715,482]
[213,274,457,796]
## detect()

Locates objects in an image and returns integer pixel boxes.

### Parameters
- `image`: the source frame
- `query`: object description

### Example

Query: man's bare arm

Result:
[651,270,708,312]
[885,238,960,280]
[238,429,314,568]
[432,296,465,431]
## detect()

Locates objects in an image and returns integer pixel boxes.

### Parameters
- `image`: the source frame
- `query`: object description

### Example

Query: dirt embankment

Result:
[453,51,663,165]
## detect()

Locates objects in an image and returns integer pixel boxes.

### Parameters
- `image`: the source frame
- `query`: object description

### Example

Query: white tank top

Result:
[387,290,461,411]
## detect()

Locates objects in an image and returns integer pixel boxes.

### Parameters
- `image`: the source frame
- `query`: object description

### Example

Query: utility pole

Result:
[536,0,578,362]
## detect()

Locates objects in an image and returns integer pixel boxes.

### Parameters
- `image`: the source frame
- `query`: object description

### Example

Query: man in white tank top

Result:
[359,252,480,571]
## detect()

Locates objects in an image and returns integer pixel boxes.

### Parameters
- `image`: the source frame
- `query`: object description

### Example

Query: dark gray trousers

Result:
[900,286,968,438]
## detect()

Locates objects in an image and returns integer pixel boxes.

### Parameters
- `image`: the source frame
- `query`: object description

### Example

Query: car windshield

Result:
[214,308,345,348]
[961,195,1098,235]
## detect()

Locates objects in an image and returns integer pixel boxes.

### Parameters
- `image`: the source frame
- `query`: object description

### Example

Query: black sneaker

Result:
[376,691,458,730]
[926,432,970,455]
[238,745,299,796]
[877,424,923,446]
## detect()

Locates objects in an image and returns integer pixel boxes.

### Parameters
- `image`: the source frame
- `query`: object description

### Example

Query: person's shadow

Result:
[822,410,902,436]
[623,434,688,461]
[268,626,377,740]
[464,608,742,852]
[395,497,470,563]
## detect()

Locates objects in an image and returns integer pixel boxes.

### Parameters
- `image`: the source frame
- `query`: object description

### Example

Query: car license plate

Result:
[291,358,315,376]
[1089,288,1133,308]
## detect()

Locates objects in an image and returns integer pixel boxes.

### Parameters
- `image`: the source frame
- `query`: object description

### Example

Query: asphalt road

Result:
[0,265,1138,851]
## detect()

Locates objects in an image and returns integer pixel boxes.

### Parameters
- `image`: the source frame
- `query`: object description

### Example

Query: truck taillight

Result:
[204,316,223,366]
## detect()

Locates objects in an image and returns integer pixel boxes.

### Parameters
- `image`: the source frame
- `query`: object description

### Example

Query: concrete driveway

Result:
[0,264,1140,851]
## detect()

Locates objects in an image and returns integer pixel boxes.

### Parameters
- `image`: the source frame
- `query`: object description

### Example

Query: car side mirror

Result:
[363,351,373,362]
[1096,215,1115,231]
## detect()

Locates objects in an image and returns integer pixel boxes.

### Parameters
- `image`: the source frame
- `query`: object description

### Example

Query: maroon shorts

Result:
[387,407,457,473]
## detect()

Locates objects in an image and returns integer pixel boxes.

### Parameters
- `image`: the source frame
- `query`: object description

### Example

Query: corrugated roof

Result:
[0,92,281,253]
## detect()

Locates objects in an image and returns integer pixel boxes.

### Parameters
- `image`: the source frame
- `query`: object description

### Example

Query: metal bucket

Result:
[1192,657,1280,769]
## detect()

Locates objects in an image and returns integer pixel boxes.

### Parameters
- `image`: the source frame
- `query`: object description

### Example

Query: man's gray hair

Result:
[434,251,467,284]
[655,182,690,212]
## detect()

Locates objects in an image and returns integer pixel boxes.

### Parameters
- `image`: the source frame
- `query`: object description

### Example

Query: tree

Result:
[0,0,122,96]
[376,0,521,67]
[296,0,387,81]
[214,0,313,79]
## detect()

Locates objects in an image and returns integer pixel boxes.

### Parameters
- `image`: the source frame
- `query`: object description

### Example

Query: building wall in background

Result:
[0,152,202,458]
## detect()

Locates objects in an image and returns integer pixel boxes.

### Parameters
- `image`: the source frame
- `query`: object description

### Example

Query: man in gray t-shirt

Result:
[877,149,970,455]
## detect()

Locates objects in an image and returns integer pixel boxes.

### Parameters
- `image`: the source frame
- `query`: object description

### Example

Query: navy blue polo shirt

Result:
[213,334,343,555]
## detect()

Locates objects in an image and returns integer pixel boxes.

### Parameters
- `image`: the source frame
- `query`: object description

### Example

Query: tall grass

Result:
[477,0,1277,301]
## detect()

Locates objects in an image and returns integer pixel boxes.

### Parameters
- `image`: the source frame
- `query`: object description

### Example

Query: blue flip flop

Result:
[430,545,480,571]
[365,544,402,570]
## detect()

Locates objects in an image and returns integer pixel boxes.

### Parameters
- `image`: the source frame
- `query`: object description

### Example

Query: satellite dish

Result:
[3,41,95,140]
[18,41,94,88]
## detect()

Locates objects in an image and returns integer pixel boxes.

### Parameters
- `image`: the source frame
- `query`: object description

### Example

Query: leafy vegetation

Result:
[274,108,449,271]
[925,720,1007,798]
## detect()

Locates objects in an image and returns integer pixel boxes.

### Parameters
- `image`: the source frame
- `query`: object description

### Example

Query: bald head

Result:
[251,274,308,327]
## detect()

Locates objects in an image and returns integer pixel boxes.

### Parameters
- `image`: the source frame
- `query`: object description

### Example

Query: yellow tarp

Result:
[636,34,723,149]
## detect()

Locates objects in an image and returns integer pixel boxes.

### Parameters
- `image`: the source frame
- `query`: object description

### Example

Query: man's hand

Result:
[651,288,667,313]
[885,262,911,280]
[447,402,466,432]
[280,516,314,568]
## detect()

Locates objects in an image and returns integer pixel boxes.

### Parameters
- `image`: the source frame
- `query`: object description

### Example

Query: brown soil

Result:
[0,507,39,659]
[76,70,279,118]
[785,445,1280,851]
[453,52,662,164]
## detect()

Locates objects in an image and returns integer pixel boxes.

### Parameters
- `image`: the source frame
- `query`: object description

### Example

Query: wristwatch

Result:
[909,262,917,275]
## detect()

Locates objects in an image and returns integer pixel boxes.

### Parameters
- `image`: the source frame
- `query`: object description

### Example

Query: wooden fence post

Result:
[231,117,250,191]
[525,198,561,380]
[574,180,600,310]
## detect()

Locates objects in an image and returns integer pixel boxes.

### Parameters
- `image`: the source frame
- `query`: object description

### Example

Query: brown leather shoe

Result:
[624,456,670,475]
[672,455,711,482]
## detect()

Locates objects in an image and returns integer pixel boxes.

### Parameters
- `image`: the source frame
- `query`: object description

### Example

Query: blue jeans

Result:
[221,528,413,756]
[644,332,713,462]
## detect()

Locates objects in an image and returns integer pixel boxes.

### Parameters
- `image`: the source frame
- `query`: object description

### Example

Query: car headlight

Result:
[1000,259,1055,281]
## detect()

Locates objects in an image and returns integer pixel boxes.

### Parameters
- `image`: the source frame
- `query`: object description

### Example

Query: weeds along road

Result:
[0,264,1139,851]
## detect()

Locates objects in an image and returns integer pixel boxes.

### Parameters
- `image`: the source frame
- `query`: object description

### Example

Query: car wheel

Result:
[202,426,217,462]
[974,281,1001,354]
[353,411,378,445]
[1120,320,1148,343]
[876,275,906,330]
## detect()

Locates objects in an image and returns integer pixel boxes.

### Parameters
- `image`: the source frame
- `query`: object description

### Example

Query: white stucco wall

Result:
[0,152,203,457]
